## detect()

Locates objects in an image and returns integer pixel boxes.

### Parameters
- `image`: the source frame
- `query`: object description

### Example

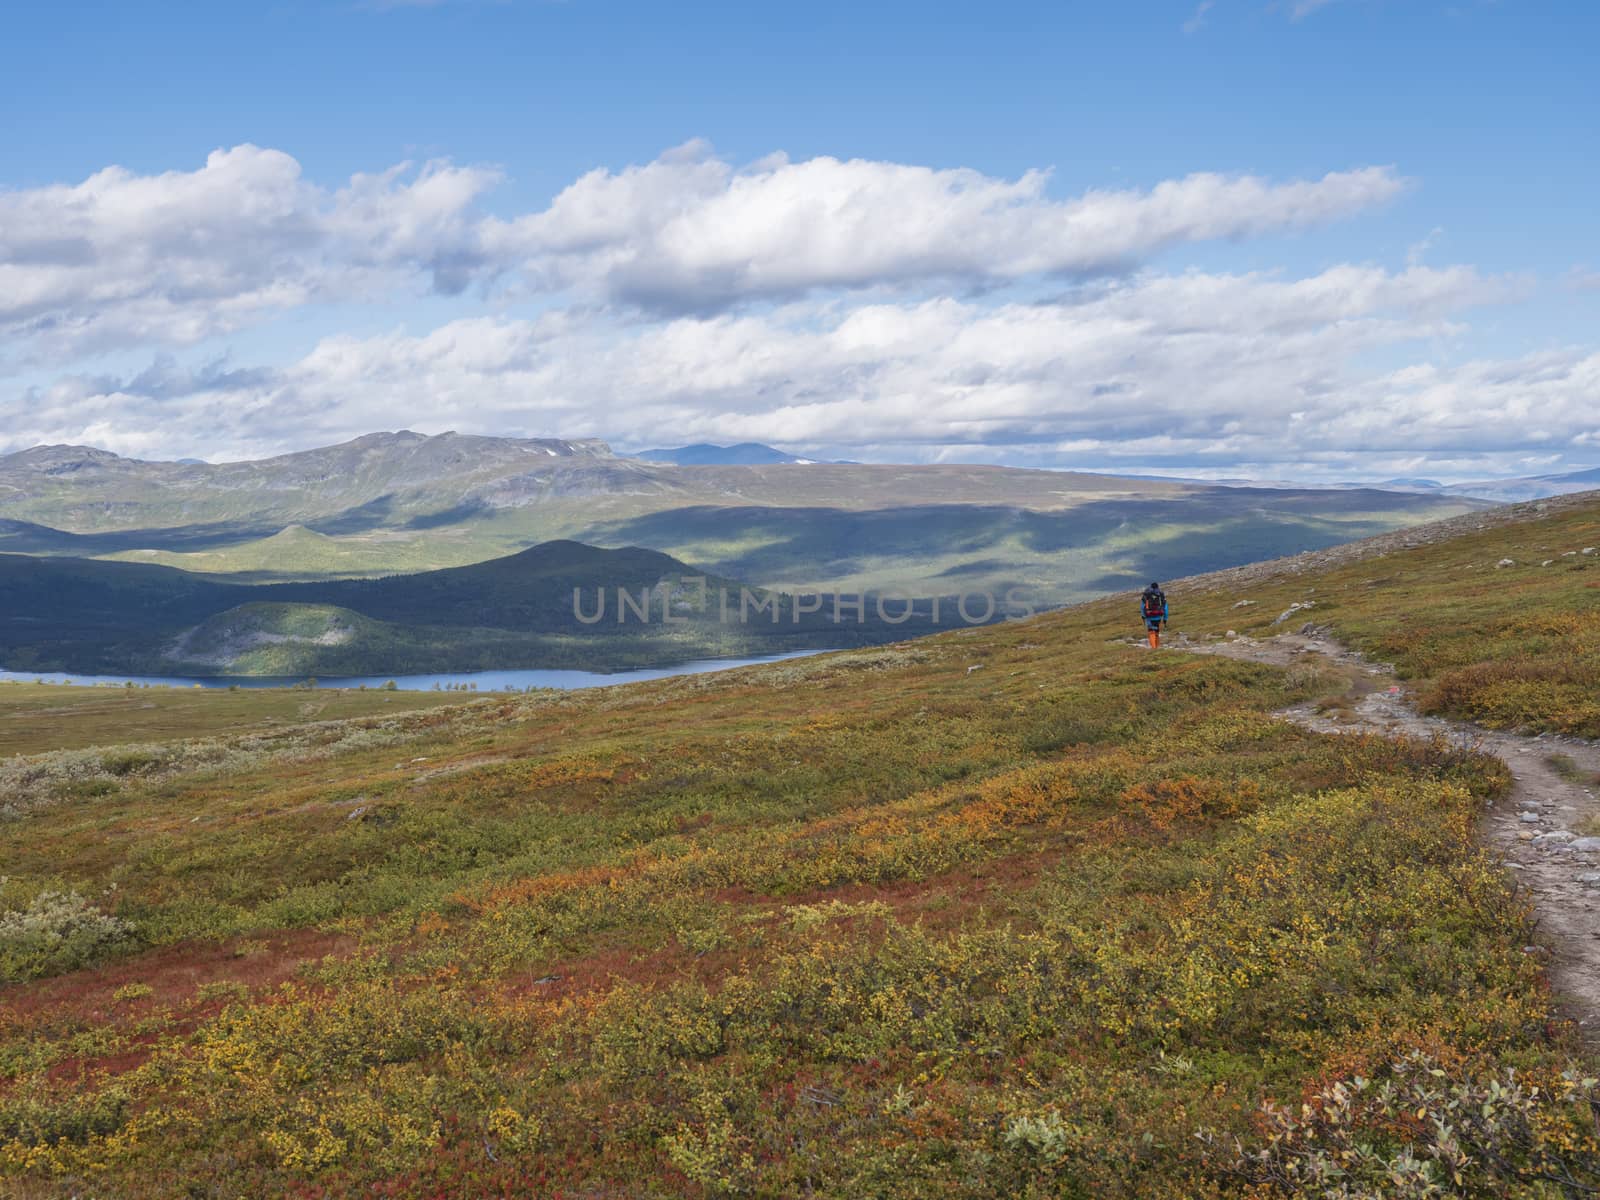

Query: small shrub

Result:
[1206,1053,1600,1197]
[98,750,161,777]
[0,1083,130,1151]
[0,890,136,982]
[1003,1110,1073,1160]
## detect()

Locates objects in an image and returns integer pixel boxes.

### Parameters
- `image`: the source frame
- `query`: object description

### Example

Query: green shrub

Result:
[0,889,136,981]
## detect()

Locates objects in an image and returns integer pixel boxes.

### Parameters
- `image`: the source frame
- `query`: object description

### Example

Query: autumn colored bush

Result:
[1425,659,1600,737]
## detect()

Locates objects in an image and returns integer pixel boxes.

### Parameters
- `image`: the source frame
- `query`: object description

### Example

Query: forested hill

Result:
[0,540,949,675]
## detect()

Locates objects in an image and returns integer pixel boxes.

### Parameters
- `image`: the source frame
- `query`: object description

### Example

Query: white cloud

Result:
[6,143,1584,484]
[0,145,499,360]
[18,261,1574,482]
[486,142,1408,311]
[0,143,1407,361]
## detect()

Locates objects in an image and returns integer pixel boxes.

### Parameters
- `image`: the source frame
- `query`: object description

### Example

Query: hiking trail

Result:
[1186,629,1600,1042]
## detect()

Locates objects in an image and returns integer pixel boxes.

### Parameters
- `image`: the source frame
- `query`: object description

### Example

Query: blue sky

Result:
[3,0,1596,481]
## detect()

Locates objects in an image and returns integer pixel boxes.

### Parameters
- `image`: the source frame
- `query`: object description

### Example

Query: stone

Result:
[1520,813,1543,823]
[1496,558,1517,568]
[1534,830,1576,844]
[1571,838,1600,852]
[1272,600,1315,624]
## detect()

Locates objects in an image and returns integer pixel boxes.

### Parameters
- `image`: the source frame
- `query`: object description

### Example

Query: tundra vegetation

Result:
[0,497,1597,1197]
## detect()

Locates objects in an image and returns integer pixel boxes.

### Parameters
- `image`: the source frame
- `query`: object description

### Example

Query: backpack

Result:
[1142,589,1165,619]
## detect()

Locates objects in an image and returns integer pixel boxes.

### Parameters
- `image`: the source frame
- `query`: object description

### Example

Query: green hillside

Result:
[0,542,949,676]
[0,434,1483,599]
[1,492,1596,1196]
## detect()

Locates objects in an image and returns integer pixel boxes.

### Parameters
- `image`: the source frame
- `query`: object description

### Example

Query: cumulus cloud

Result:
[486,142,1408,311]
[7,142,1579,483]
[16,261,1573,482]
[0,143,1406,360]
[0,145,499,360]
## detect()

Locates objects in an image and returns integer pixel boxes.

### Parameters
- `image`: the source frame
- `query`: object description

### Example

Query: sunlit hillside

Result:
[1,494,1597,1197]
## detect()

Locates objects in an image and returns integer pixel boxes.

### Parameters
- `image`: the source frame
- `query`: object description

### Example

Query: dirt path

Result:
[1185,630,1600,1042]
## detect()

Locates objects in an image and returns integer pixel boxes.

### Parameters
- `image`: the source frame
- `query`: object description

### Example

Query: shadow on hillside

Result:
[578,493,1462,595]
[0,517,286,556]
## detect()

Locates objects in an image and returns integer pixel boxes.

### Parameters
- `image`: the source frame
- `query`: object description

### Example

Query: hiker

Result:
[1140,582,1168,649]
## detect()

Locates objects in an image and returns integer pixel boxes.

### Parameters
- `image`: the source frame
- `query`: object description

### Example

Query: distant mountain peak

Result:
[632,442,816,466]
[2,444,127,473]
[349,430,430,446]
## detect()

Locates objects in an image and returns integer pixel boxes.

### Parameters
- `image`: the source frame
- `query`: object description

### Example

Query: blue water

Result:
[0,649,832,693]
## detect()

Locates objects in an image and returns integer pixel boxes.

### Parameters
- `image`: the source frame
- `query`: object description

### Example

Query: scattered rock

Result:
[1496,558,1517,568]
[1572,838,1600,853]
[1581,874,1600,887]
[1272,600,1316,624]
[1534,830,1577,844]
[1520,813,1543,823]
[1225,629,1237,639]
[1584,547,1597,555]
[1232,599,1256,608]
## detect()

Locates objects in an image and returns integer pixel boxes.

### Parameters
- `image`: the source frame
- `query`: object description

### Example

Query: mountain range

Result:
[631,442,825,465]
[0,432,1489,608]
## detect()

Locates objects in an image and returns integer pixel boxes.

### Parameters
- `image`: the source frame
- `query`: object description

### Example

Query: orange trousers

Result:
[1147,626,1161,649]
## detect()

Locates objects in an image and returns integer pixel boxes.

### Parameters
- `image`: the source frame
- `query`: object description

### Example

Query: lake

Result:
[0,649,833,693]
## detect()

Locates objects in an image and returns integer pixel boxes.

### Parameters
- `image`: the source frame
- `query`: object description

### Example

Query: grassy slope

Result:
[1152,491,1600,737]
[1,498,1598,1196]
[0,682,472,756]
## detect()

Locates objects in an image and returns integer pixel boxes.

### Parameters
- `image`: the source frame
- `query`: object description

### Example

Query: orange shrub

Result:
[1118,776,1261,831]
